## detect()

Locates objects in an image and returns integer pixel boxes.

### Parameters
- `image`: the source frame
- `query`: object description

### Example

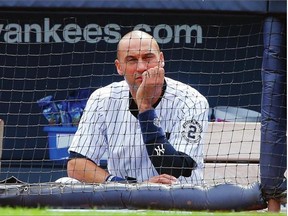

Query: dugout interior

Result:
[0,0,286,211]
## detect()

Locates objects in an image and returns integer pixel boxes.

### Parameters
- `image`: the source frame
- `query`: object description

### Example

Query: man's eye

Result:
[144,57,152,61]
[143,55,155,62]
[127,58,137,63]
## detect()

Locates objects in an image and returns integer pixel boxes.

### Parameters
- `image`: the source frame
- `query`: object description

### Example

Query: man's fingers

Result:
[142,71,149,78]
[142,67,164,78]
[148,174,178,185]
[159,174,177,181]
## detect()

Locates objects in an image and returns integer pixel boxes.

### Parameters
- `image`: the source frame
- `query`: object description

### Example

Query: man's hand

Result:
[136,66,164,113]
[146,174,178,185]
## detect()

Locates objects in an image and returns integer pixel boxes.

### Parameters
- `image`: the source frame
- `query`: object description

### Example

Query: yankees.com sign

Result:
[0,18,203,45]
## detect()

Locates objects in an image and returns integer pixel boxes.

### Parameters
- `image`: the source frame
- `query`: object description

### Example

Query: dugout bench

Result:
[204,122,261,185]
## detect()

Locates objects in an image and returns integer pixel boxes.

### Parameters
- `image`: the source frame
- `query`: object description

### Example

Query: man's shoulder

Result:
[165,77,208,103]
[91,80,128,98]
[101,80,128,89]
[165,77,200,94]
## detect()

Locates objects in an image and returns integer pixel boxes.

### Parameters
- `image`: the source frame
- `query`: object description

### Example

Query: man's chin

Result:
[131,85,139,91]
[132,80,142,87]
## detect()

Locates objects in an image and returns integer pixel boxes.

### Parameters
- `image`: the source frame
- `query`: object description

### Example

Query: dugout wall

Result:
[1,1,285,173]
[1,12,266,163]
[0,0,286,211]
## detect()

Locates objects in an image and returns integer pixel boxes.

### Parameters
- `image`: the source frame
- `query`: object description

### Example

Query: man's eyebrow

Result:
[143,53,155,57]
[123,52,156,61]
[124,55,136,61]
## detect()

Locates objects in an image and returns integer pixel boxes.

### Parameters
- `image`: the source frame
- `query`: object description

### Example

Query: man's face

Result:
[115,35,164,89]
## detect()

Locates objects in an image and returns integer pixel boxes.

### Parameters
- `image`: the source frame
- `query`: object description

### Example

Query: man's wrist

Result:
[138,109,165,144]
[105,174,137,183]
[105,174,115,182]
[105,174,125,182]
[138,105,153,113]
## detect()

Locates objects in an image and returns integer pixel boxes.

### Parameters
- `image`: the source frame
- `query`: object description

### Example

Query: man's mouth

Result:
[135,76,143,82]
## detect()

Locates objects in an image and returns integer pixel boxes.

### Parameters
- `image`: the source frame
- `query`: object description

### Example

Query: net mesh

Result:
[0,13,264,186]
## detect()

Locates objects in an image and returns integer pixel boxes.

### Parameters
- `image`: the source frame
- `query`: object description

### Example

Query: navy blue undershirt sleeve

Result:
[69,151,87,159]
[138,109,197,177]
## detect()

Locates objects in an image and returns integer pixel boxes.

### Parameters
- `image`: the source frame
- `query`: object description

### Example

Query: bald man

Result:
[67,30,209,185]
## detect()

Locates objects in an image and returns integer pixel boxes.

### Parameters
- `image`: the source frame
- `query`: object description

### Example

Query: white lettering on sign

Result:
[0,18,203,45]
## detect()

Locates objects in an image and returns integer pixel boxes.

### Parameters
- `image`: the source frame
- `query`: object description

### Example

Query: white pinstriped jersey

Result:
[69,77,209,185]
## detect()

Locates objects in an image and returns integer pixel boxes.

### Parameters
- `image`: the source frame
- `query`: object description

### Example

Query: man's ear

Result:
[160,52,165,68]
[115,59,124,76]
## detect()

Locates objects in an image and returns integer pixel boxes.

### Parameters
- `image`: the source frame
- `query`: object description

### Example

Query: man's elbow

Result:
[167,167,193,178]
[161,164,196,178]
[67,158,78,178]
[180,168,193,177]
[180,158,197,177]
[173,155,197,177]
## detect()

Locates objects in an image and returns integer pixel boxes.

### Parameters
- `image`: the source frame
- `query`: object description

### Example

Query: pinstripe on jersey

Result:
[69,77,209,185]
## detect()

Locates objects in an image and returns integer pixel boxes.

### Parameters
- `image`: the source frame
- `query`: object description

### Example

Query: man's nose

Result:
[136,60,148,72]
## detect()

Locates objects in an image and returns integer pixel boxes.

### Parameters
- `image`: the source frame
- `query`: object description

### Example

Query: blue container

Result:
[43,126,77,160]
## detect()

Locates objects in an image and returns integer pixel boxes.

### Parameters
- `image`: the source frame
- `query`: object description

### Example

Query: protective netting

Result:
[0,10,286,210]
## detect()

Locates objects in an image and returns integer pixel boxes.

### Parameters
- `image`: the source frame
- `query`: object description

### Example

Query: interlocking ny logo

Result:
[154,144,165,156]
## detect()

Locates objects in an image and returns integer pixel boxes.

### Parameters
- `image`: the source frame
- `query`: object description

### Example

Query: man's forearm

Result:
[67,158,109,183]
[138,109,197,178]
